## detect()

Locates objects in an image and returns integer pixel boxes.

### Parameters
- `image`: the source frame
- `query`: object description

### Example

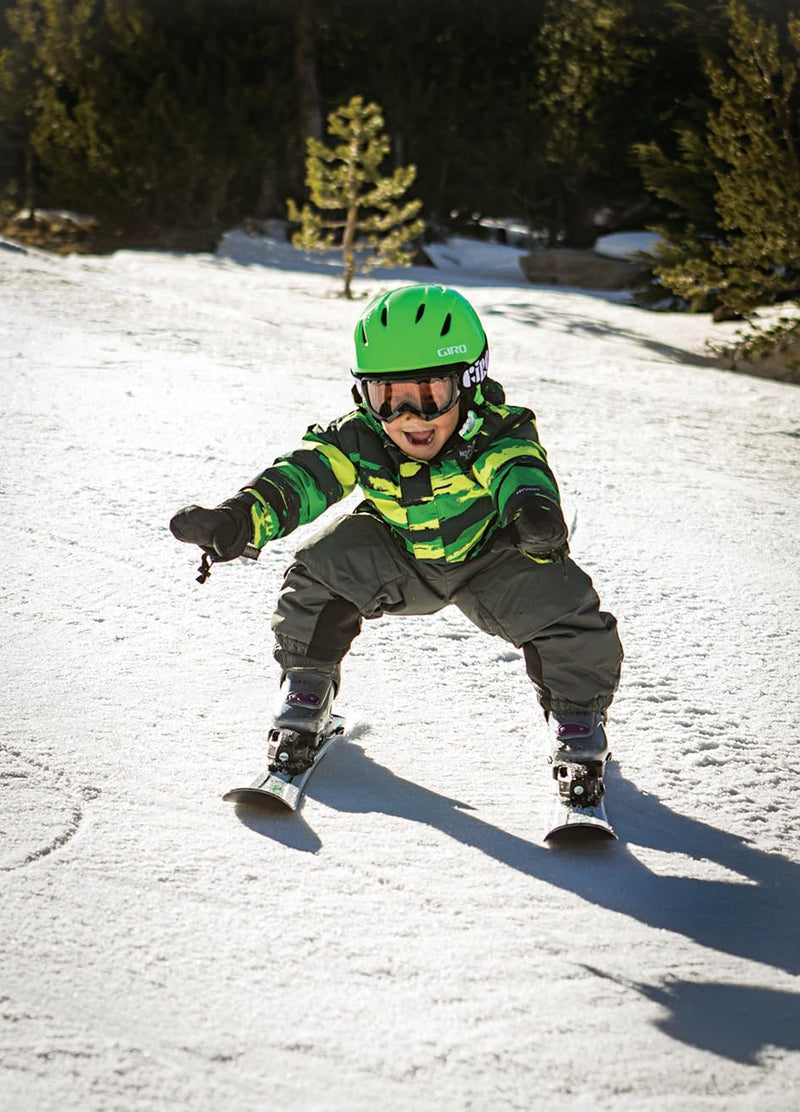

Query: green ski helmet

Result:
[352,284,489,390]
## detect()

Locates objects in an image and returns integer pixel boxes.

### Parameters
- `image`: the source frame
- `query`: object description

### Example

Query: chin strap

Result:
[458,409,484,441]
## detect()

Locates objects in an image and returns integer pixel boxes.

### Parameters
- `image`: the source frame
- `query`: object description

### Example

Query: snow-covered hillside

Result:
[2,236,799,1112]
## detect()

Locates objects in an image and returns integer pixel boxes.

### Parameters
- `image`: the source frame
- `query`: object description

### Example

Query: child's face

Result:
[381,405,460,461]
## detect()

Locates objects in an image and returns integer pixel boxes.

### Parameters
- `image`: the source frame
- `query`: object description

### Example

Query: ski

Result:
[223,715,345,811]
[544,756,616,842]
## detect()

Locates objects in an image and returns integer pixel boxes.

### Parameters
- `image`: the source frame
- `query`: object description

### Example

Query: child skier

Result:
[170,284,622,776]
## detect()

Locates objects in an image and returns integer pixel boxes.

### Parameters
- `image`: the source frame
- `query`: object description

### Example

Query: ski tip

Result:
[544,823,617,844]
[222,785,298,810]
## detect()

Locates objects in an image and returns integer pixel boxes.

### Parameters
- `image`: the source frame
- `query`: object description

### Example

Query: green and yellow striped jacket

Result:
[234,391,561,565]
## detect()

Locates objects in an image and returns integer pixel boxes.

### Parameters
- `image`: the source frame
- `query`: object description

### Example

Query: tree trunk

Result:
[23,141,35,221]
[295,1,321,144]
[254,158,277,219]
[342,205,358,298]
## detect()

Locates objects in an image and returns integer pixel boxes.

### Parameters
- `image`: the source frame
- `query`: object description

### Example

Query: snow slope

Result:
[2,237,800,1112]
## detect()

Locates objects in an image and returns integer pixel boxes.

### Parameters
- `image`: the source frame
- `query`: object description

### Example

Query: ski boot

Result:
[267,669,336,776]
[548,711,610,808]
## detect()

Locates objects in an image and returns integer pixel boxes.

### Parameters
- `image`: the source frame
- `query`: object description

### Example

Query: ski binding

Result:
[223,715,345,811]
[544,756,616,841]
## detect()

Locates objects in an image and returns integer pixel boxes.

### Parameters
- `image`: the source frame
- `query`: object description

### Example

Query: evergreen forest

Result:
[2,0,800,349]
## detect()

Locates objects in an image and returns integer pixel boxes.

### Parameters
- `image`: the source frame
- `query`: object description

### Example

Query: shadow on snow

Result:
[582,966,800,1066]
[485,299,724,369]
[232,737,800,1065]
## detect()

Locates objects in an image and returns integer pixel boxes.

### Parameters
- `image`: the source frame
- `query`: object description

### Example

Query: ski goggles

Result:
[360,375,460,423]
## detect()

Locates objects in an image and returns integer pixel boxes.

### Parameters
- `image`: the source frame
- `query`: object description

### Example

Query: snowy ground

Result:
[2,233,800,1112]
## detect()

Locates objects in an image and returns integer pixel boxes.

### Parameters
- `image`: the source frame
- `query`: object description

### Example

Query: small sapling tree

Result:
[287,95,424,298]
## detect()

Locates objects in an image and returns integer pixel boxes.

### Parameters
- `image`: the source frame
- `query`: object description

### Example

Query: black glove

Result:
[169,500,251,561]
[511,497,569,561]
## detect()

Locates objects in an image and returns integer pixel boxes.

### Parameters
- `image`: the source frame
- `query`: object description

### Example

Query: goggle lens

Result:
[362,377,459,422]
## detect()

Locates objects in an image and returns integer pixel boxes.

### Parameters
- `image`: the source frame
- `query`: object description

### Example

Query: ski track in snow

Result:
[2,239,800,1111]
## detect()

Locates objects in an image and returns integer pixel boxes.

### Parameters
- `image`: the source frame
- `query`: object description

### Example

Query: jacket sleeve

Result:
[471,409,561,527]
[231,420,359,548]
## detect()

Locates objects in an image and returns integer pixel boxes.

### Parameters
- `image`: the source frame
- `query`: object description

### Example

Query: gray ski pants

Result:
[271,513,622,715]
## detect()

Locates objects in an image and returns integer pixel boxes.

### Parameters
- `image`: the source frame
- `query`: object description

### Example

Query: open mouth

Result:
[404,429,436,448]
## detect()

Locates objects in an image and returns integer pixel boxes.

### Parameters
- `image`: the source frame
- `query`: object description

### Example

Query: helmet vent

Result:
[360,323,368,344]
[440,313,452,336]
[380,306,388,327]
[415,303,426,323]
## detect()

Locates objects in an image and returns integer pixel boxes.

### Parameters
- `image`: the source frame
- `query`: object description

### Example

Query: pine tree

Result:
[634,123,721,310]
[705,4,800,314]
[637,2,800,367]
[0,0,296,232]
[0,0,94,218]
[287,95,424,298]
[535,0,654,245]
